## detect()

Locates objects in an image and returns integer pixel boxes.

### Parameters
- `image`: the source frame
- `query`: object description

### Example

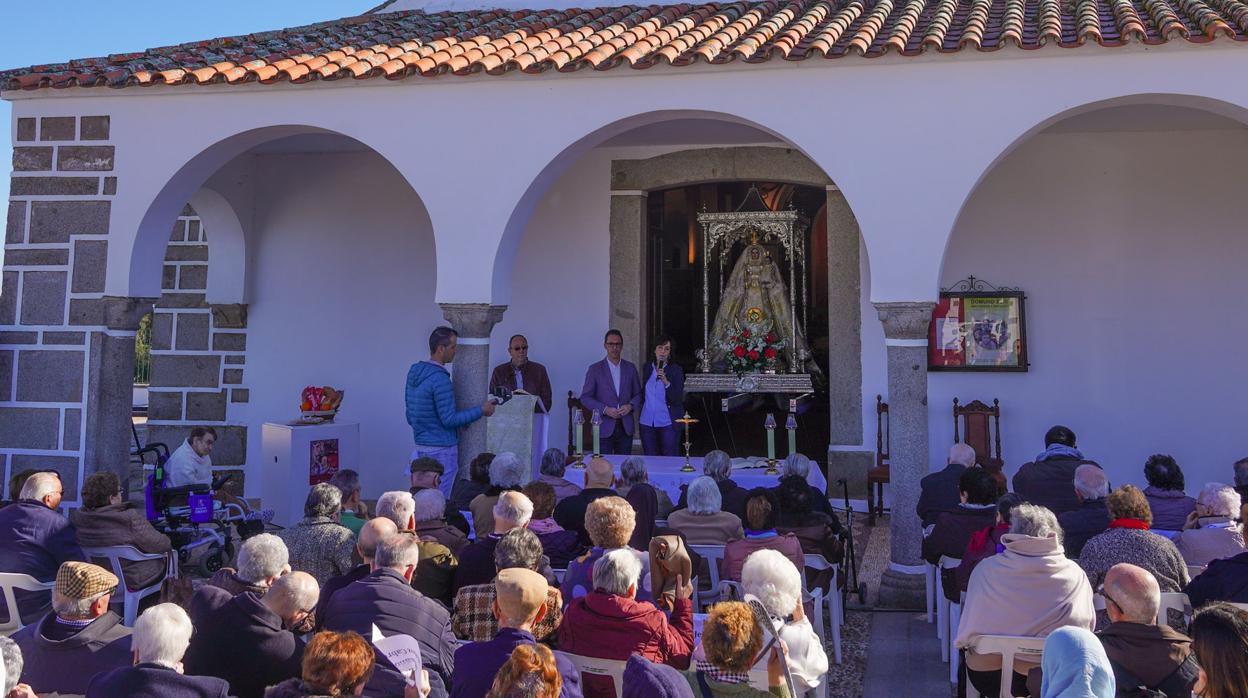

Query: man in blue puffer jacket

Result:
[406,326,496,497]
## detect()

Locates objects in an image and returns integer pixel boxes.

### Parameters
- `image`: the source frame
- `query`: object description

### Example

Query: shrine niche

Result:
[689,186,818,403]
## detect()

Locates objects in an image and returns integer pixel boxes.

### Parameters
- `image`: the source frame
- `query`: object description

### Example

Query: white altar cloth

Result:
[594,454,827,503]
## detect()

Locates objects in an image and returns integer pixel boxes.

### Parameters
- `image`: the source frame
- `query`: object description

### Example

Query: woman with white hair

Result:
[667,476,744,545]
[955,503,1095,697]
[618,456,675,520]
[536,447,582,503]
[86,603,232,697]
[618,456,674,549]
[777,453,837,518]
[675,450,750,522]
[1176,483,1245,567]
[741,549,828,693]
[469,451,527,538]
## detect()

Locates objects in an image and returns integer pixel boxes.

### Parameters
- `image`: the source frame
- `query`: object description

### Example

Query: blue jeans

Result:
[411,444,459,498]
[640,423,679,456]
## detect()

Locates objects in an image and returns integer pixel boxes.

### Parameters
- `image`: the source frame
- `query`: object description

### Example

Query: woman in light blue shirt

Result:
[639,335,685,457]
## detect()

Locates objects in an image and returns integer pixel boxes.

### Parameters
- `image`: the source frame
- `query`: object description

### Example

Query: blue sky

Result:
[1,1,373,248]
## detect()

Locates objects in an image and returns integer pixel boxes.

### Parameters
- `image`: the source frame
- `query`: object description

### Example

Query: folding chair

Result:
[689,544,726,611]
[804,553,843,664]
[964,634,1046,698]
[1186,564,1206,580]
[82,545,176,626]
[0,573,55,636]
[557,651,627,696]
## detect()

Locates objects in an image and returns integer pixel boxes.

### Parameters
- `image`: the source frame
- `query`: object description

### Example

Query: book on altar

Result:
[371,624,422,687]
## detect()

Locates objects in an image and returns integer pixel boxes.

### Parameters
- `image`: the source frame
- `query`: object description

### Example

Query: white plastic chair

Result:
[925,561,937,624]
[936,555,961,663]
[552,568,567,583]
[949,590,965,684]
[0,573,55,636]
[803,553,843,665]
[82,545,175,626]
[1157,592,1192,629]
[964,634,1046,698]
[557,650,627,695]
[690,544,726,610]
[460,511,474,541]
[1228,602,1248,612]
[1186,564,1206,580]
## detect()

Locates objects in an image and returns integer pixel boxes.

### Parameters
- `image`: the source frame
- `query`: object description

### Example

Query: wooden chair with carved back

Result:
[953,398,1005,493]
[867,395,890,525]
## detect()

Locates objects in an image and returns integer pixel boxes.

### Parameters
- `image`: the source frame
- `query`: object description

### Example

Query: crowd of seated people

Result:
[7,421,1248,698]
[912,422,1248,697]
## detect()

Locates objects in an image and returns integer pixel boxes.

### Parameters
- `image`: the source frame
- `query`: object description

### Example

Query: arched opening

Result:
[934,99,1248,489]
[492,113,876,467]
[132,130,438,501]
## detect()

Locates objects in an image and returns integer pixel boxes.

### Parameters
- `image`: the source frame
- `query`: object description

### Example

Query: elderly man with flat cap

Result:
[12,561,133,696]
[450,568,581,698]
[410,456,470,536]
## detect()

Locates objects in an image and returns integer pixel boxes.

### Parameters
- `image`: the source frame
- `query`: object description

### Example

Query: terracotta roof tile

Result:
[4,0,1248,91]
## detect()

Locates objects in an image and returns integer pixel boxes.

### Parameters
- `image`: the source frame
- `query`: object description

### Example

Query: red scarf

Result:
[1109,517,1150,530]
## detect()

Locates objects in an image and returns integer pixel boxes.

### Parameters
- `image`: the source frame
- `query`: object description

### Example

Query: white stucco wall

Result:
[931,127,1248,491]
[238,149,440,497]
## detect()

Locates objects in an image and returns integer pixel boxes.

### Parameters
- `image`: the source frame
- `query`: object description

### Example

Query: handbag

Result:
[158,552,195,609]
[648,534,692,611]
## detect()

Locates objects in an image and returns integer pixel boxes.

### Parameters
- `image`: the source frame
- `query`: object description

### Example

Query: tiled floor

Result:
[862,611,953,697]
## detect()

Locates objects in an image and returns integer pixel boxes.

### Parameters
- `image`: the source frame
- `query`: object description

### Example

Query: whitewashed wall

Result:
[240,150,440,498]
[931,127,1248,491]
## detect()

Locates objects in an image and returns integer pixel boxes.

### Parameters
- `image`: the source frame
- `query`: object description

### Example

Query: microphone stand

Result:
[838,477,867,605]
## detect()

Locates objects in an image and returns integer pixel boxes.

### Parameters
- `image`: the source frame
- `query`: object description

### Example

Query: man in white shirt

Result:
[164,427,216,488]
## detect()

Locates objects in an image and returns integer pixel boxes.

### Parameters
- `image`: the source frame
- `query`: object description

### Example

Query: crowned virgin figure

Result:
[708,242,818,374]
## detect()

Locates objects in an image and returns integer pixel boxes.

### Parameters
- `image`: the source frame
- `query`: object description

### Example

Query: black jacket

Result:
[322,568,457,697]
[185,587,305,698]
[71,502,173,589]
[916,464,967,528]
[88,663,234,698]
[554,487,620,548]
[1058,498,1110,558]
[313,563,369,631]
[1186,551,1248,609]
[1012,457,1101,517]
[12,610,133,696]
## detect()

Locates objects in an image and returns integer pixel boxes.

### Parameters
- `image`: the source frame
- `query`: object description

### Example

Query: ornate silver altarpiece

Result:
[688,188,815,404]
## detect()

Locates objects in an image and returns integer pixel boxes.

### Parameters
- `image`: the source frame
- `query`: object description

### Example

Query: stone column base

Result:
[878,567,928,610]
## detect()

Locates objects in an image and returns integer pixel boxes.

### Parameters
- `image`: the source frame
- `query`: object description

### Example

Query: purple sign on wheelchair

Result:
[188,493,213,523]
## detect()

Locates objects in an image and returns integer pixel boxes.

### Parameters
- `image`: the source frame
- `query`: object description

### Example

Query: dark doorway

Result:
[645,182,831,460]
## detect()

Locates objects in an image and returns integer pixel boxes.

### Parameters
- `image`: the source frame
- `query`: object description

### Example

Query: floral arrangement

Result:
[720,324,785,375]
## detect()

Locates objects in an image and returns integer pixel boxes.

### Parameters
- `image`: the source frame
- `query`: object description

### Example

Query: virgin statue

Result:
[707,243,817,373]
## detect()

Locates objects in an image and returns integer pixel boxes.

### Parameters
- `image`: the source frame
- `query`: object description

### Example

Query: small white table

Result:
[260,421,359,527]
[597,454,827,503]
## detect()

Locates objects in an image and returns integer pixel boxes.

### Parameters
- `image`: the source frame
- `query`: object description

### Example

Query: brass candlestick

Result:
[676,412,699,472]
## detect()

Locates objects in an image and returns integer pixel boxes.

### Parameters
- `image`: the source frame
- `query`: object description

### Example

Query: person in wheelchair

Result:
[162,425,269,526]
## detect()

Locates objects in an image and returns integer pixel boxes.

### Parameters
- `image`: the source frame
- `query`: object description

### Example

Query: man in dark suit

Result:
[184,572,318,698]
[580,329,642,455]
[916,443,977,528]
[0,472,86,623]
[489,334,553,413]
[87,603,233,698]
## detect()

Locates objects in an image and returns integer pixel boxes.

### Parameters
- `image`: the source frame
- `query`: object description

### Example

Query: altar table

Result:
[593,454,827,503]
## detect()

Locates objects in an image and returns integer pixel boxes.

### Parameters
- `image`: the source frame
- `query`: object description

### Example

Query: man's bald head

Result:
[262,571,319,627]
[358,517,398,563]
[948,443,977,468]
[585,457,615,489]
[1104,563,1160,624]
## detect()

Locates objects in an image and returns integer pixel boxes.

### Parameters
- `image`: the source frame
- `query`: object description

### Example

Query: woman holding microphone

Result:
[639,335,686,456]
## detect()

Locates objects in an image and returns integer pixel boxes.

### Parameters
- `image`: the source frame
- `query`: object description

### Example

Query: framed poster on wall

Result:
[929,277,1029,371]
[309,438,340,485]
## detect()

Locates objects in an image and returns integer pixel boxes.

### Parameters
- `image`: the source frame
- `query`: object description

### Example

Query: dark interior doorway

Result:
[645,182,831,460]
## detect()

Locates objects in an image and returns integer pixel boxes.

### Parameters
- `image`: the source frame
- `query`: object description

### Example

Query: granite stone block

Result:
[71,239,107,293]
[16,349,85,402]
[20,271,68,325]
[30,201,110,241]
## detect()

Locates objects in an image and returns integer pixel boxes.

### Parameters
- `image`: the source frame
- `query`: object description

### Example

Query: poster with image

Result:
[309,438,340,485]
[928,290,1028,371]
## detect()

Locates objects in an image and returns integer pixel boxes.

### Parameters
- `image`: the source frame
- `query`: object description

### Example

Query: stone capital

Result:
[439,303,507,338]
[103,296,158,331]
[873,301,936,341]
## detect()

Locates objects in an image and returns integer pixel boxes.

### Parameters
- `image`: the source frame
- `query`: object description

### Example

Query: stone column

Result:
[608,192,647,367]
[824,185,874,496]
[873,301,936,608]
[439,303,507,475]
[83,296,156,493]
